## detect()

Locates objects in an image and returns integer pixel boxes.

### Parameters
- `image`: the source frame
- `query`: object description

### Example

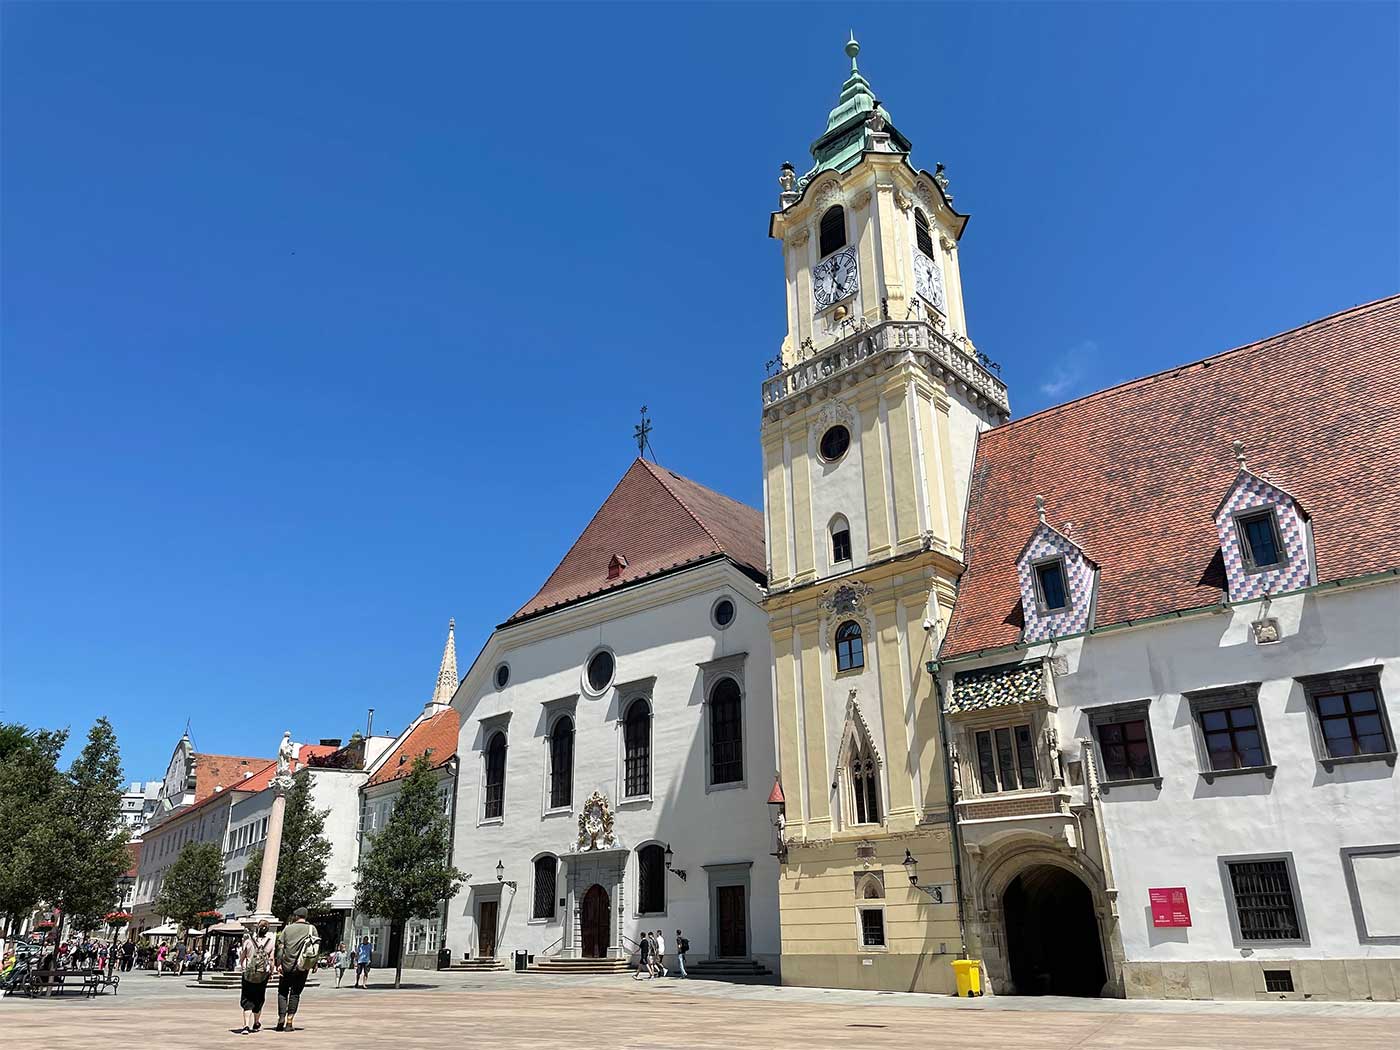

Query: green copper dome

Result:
[802,35,910,184]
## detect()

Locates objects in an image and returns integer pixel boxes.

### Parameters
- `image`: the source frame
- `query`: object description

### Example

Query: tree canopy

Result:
[0,724,67,935]
[156,841,225,933]
[241,769,335,919]
[354,755,464,987]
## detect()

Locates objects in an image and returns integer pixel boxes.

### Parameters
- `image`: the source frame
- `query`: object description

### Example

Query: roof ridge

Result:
[636,459,729,555]
[995,293,1400,434]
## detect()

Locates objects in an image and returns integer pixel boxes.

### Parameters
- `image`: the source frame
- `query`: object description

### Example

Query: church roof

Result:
[191,753,273,803]
[941,295,1400,659]
[506,458,765,624]
[367,708,459,788]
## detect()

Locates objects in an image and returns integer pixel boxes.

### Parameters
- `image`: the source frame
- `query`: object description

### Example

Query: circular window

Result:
[585,649,615,694]
[819,424,851,462]
[712,597,736,630]
[494,663,510,690]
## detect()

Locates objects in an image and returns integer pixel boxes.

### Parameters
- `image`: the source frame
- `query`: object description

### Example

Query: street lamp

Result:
[495,860,516,891]
[663,844,687,881]
[903,850,945,903]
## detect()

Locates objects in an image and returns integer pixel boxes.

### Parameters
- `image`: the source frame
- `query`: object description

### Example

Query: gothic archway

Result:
[1003,865,1106,996]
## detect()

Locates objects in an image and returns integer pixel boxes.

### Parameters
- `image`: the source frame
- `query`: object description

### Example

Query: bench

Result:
[80,971,120,997]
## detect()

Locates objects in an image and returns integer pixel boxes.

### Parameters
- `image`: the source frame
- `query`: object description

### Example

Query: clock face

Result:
[914,252,946,314]
[812,247,859,310]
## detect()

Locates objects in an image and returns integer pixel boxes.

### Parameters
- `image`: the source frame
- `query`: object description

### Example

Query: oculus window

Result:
[586,650,615,694]
[819,424,851,462]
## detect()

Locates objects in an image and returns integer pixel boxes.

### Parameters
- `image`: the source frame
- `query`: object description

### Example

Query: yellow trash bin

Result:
[951,958,982,997]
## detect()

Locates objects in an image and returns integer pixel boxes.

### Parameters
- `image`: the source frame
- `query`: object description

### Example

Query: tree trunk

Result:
[393,919,405,989]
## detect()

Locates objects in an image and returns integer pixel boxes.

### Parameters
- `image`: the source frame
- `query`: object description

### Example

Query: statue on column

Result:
[276,731,295,775]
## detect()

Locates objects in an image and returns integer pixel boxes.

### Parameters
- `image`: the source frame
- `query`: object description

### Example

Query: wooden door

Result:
[717,885,747,958]
[478,900,498,959]
[580,884,610,959]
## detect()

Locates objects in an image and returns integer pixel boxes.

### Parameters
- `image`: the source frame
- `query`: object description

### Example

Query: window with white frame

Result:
[856,873,886,948]
[533,855,557,920]
[623,699,652,798]
[484,731,507,819]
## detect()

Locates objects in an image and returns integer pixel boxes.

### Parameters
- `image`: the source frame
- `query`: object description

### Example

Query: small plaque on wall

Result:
[1149,886,1192,927]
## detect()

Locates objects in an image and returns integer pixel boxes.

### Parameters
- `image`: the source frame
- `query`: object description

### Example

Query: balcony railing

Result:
[762,319,1010,418]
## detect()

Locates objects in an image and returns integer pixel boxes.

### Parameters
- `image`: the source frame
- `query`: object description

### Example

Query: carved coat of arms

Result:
[576,791,617,852]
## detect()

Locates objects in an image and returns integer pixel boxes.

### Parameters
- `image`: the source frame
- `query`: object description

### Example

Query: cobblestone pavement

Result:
[4,970,1399,1049]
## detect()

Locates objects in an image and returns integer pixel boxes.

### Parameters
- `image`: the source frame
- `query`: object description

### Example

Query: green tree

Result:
[241,769,335,919]
[0,725,67,937]
[30,718,129,945]
[354,755,465,987]
[155,841,225,935]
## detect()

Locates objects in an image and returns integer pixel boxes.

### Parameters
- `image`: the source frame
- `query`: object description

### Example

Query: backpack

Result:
[280,925,321,972]
[678,937,689,955]
[243,939,271,984]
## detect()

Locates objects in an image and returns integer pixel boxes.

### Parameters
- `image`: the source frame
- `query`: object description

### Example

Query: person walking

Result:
[120,939,134,973]
[653,931,668,978]
[237,920,275,1035]
[673,930,689,979]
[353,936,372,988]
[331,943,348,987]
[633,931,651,980]
[274,908,319,1032]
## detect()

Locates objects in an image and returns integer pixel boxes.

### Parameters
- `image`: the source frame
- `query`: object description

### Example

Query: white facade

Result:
[447,559,780,971]
[939,575,1400,999]
[120,780,162,837]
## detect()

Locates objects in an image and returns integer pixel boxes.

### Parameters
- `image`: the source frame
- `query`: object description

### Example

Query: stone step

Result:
[532,957,633,975]
[686,961,773,978]
[443,961,506,972]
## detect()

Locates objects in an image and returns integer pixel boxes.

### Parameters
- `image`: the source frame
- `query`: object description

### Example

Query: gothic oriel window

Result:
[637,843,666,914]
[835,620,865,672]
[849,742,881,825]
[624,698,652,798]
[709,678,744,785]
[532,855,557,920]
[483,731,507,820]
[819,205,847,257]
[549,716,574,809]
[914,208,936,258]
[974,725,1040,793]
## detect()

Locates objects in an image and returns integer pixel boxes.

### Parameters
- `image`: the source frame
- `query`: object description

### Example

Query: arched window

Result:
[549,716,574,810]
[914,208,935,258]
[850,739,881,826]
[830,515,852,564]
[709,678,743,785]
[835,620,864,672]
[637,843,666,914]
[819,205,847,257]
[624,699,652,798]
[533,855,557,920]
[484,731,507,820]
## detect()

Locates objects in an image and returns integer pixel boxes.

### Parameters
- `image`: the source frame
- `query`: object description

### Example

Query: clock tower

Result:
[761,36,1011,993]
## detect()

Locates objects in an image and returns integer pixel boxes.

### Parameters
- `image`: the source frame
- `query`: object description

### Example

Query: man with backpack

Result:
[275,908,320,1032]
[674,929,689,979]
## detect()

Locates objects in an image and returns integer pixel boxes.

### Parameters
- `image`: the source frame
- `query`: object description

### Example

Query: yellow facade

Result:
[760,38,1009,993]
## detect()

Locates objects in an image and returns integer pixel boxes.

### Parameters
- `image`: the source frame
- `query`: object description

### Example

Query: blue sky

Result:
[3,3,1396,778]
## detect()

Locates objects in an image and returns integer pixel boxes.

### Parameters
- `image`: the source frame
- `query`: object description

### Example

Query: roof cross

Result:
[634,406,655,459]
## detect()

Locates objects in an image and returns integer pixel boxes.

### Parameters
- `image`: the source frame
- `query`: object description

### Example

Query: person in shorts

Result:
[354,936,372,988]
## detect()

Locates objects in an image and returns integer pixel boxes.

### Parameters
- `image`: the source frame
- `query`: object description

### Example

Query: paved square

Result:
[4,971,1398,1049]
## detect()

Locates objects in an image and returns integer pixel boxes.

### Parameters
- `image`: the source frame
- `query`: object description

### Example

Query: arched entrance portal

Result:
[1003,865,1106,996]
[580,884,610,959]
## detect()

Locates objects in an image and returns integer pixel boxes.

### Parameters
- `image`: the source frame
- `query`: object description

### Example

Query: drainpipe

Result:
[928,660,970,961]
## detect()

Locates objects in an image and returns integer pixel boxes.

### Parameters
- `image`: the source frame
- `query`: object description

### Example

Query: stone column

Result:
[251,739,296,926]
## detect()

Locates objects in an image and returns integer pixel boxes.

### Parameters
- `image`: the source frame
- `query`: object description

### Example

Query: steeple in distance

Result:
[429,618,459,710]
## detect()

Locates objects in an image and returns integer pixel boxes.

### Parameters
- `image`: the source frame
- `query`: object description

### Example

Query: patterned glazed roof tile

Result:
[367,709,459,787]
[942,295,1400,659]
[506,458,765,624]
[948,662,1045,713]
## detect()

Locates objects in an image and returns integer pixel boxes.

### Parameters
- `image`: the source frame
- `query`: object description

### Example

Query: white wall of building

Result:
[447,560,779,970]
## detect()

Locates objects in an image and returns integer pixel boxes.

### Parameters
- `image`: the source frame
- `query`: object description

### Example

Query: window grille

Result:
[1228,859,1301,941]
[484,733,507,819]
[533,856,557,920]
[624,700,651,797]
[860,908,886,947]
[549,717,574,808]
[637,844,666,913]
[710,680,744,785]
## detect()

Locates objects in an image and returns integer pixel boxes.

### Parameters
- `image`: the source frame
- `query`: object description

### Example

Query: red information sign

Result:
[1149,886,1192,927]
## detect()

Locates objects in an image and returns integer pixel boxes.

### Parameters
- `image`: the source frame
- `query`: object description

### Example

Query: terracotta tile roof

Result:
[368,709,459,787]
[157,745,340,826]
[506,458,766,624]
[942,295,1400,659]
[191,753,272,802]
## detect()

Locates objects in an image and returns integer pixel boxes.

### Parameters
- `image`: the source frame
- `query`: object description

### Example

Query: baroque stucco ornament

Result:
[575,791,617,852]
[819,580,875,618]
[815,178,845,208]
[811,398,855,439]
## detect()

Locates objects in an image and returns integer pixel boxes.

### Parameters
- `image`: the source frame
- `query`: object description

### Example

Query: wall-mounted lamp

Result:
[495,860,516,891]
[902,850,945,903]
[663,844,687,881]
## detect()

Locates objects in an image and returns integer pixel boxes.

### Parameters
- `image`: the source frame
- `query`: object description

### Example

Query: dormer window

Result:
[1033,558,1070,612]
[819,205,846,257]
[607,554,628,580]
[1237,508,1284,570]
